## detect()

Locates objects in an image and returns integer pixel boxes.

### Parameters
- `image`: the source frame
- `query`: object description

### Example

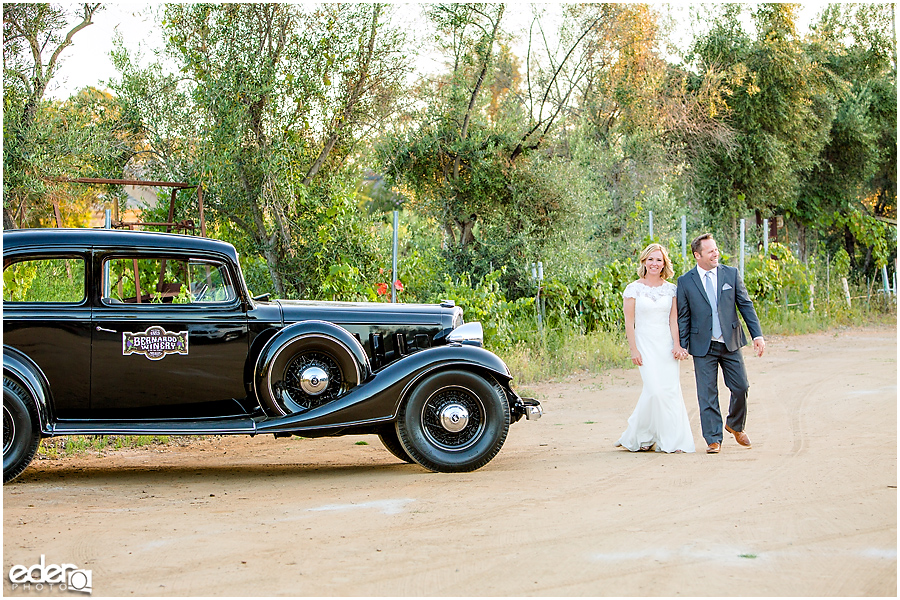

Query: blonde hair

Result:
[637,243,674,280]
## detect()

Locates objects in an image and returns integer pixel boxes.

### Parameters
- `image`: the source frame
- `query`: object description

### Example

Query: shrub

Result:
[435,269,534,350]
[743,242,811,308]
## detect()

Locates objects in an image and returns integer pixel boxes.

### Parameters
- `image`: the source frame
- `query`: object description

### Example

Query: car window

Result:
[3,256,86,303]
[102,256,235,305]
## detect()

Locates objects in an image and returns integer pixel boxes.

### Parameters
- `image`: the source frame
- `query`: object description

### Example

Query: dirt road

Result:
[3,325,896,596]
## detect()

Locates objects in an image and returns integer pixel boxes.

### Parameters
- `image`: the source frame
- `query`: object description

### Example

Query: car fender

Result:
[393,344,512,403]
[252,320,372,414]
[2,346,53,434]
[255,344,513,434]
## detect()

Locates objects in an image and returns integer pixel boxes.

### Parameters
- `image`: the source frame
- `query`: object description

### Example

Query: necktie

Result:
[705,271,722,339]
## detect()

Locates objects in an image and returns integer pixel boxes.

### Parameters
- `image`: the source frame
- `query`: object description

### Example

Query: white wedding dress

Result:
[616,281,695,453]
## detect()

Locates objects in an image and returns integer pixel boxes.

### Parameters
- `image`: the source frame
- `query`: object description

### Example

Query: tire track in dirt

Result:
[4,326,895,596]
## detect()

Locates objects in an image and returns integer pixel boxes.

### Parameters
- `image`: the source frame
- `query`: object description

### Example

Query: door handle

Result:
[95,326,118,334]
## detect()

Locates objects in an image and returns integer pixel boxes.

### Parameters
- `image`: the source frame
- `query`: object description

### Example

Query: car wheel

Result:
[377,427,415,464]
[264,335,362,415]
[397,369,509,473]
[3,376,40,484]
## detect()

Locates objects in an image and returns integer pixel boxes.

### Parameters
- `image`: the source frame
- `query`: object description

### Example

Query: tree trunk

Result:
[459,218,476,247]
[262,244,286,297]
[443,222,457,247]
[862,245,873,275]
[238,157,286,297]
[844,226,857,272]
[798,223,807,262]
[3,206,17,230]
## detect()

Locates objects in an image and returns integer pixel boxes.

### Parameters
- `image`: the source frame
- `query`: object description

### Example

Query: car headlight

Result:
[447,322,483,347]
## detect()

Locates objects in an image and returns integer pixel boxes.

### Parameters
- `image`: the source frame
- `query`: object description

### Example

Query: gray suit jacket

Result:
[676,265,763,356]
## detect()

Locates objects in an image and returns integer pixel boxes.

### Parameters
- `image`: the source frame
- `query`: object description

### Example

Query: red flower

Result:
[376,282,388,296]
[394,279,404,292]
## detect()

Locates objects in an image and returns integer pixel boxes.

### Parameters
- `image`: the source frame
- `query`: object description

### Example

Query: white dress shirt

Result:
[696,265,724,342]
[696,264,763,343]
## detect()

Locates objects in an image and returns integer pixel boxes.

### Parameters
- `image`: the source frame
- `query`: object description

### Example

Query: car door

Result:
[90,250,250,419]
[3,251,92,418]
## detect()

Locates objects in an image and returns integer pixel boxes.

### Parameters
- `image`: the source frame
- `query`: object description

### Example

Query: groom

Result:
[676,233,765,454]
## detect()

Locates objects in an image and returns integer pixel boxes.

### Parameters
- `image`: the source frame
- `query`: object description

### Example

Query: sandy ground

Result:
[3,325,897,596]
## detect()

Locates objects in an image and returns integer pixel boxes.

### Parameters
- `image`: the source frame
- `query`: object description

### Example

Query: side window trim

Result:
[99,253,238,307]
[2,253,88,305]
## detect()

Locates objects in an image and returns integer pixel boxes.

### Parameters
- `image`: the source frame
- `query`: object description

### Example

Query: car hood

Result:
[275,299,462,327]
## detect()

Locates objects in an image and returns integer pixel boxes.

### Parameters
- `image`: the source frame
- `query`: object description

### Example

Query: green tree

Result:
[15,87,141,228]
[687,4,832,223]
[800,4,896,272]
[3,3,112,228]
[539,4,734,264]
[378,4,602,290]
[382,4,510,250]
[113,3,410,297]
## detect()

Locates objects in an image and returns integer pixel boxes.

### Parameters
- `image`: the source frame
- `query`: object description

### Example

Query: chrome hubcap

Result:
[299,365,329,396]
[439,403,469,433]
[421,386,485,451]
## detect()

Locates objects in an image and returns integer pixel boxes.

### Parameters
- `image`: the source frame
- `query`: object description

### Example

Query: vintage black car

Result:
[2,228,541,482]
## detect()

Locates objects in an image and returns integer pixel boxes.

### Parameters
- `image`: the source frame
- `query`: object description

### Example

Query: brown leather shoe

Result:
[725,425,752,447]
[706,442,720,454]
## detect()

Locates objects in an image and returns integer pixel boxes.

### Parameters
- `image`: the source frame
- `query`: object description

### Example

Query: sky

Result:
[47,2,836,100]
[47,3,159,99]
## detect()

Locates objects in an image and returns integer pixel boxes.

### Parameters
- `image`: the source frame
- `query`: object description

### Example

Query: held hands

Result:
[672,345,689,361]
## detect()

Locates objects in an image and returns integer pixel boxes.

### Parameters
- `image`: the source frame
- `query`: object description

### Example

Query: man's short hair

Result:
[691,233,715,256]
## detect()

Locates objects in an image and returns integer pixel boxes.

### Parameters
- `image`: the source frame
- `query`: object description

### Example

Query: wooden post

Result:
[157,188,179,294]
[52,200,63,228]
[809,283,815,312]
[166,189,177,232]
[198,185,206,237]
[841,277,851,307]
[133,258,142,304]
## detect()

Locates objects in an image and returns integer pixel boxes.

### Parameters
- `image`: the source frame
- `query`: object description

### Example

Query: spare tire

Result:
[256,329,365,416]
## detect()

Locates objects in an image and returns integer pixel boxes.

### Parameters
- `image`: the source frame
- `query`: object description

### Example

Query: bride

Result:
[616,243,695,454]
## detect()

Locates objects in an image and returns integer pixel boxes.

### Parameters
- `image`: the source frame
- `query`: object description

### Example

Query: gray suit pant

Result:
[692,340,749,444]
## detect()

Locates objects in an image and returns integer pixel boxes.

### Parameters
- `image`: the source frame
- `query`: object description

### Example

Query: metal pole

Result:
[882,265,891,297]
[537,261,545,331]
[105,209,111,229]
[649,211,654,239]
[681,215,687,260]
[739,218,745,278]
[197,185,206,237]
[391,210,399,303]
[763,218,769,255]
[532,262,542,334]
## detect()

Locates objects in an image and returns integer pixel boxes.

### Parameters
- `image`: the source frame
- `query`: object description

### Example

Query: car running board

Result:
[51,417,257,436]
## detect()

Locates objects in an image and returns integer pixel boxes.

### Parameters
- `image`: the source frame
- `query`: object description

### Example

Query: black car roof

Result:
[3,228,239,259]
